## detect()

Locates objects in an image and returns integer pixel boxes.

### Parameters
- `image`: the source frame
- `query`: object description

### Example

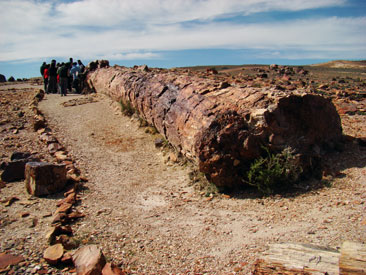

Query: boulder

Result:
[25,162,67,196]
[1,153,39,182]
[72,245,106,275]
[0,74,6,83]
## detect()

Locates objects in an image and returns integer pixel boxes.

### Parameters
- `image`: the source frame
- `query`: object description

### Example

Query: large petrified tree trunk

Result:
[86,64,342,189]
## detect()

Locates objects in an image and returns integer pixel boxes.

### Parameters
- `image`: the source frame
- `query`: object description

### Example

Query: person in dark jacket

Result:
[47,60,58,94]
[58,63,69,96]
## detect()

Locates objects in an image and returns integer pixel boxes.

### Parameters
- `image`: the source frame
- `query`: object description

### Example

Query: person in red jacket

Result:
[43,64,49,93]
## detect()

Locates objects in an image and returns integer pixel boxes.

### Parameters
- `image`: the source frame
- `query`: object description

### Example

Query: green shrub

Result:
[246,147,302,195]
[119,99,135,116]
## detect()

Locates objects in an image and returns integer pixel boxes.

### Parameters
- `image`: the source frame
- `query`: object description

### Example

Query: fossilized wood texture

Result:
[252,243,340,275]
[87,65,342,188]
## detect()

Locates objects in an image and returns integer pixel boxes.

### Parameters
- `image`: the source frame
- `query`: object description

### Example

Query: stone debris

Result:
[25,162,67,196]
[72,245,107,275]
[102,262,126,275]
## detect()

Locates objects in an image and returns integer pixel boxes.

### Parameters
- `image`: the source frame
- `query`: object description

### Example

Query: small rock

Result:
[72,245,106,275]
[102,262,125,275]
[154,138,164,148]
[43,244,64,265]
[54,151,68,161]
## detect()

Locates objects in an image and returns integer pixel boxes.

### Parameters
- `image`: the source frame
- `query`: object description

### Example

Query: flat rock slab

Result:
[43,243,64,265]
[0,252,24,269]
[25,162,67,196]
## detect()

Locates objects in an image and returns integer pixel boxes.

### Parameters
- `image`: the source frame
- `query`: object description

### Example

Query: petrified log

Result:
[339,241,366,274]
[87,65,342,188]
[253,243,340,274]
[25,162,67,196]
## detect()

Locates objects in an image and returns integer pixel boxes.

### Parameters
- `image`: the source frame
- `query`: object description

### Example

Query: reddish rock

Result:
[102,263,126,275]
[0,252,24,269]
[61,252,73,265]
[68,211,85,220]
[72,245,106,275]
[57,192,76,207]
[43,243,64,265]
[55,202,73,214]
[87,65,343,188]
[25,162,67,196]
[56,235,79,250]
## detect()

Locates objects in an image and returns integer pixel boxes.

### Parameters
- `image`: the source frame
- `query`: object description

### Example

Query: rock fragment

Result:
[43,243,64,265]
[72,245,106,275]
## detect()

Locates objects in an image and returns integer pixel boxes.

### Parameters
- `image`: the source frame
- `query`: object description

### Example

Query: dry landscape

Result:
[0,60,365,274]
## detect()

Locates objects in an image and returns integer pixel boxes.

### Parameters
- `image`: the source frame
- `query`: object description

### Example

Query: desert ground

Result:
[0,61,365,274]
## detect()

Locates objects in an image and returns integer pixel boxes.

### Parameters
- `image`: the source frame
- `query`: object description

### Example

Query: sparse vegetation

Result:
[119,99,136,116]
[246,147,303,195]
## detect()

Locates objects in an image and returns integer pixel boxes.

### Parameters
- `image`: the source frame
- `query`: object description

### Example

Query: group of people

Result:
[40,58,85,96]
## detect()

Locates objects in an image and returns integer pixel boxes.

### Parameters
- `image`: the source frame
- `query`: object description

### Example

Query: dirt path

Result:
[38,93,366,274]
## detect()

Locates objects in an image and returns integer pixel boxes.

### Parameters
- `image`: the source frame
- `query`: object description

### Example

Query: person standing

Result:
[47,60,58,94]
[70,62,81,93]
[58,63,69,96]
[43,64,49,93]
[67,58,73,92]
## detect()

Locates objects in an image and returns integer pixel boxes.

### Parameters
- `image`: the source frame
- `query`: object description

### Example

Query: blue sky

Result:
[0,0,365,78]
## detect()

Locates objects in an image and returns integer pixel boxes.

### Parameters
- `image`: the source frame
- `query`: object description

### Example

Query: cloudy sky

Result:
[0,0,365,78]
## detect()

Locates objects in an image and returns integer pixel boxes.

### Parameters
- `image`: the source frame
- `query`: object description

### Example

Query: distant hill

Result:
[311,60,366,69]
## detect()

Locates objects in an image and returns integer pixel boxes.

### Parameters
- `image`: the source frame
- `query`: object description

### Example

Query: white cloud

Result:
[0,0,364,62]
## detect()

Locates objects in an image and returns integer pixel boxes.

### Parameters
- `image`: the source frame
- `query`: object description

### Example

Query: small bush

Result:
[246,147,302,195]
[119,99,135,116]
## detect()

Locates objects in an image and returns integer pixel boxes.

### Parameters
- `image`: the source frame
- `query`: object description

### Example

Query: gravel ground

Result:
[1,81,365,274]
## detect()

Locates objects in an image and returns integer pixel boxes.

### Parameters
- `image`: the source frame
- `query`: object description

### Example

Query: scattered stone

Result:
[48,143,63,154]
[0,252,24,269]
[154,138,164,148]
[102,263,125,275]
[55,203,73,214]
[10,151,31,161]
[55,235,79,250]
[68,211,85,220]
[57,192,76,207]
[61,252,73,265]
[72,245,106,275]
[2,196,19,207]
[25,162,67,196]
[54,151,68,161]
[33,115,46,131]
[43,243,64,265]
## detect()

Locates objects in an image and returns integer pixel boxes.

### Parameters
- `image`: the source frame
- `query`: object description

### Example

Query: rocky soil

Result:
[0,65,366,274]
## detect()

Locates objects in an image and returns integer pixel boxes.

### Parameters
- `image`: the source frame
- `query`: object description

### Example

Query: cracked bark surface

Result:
[86,65,342,188]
